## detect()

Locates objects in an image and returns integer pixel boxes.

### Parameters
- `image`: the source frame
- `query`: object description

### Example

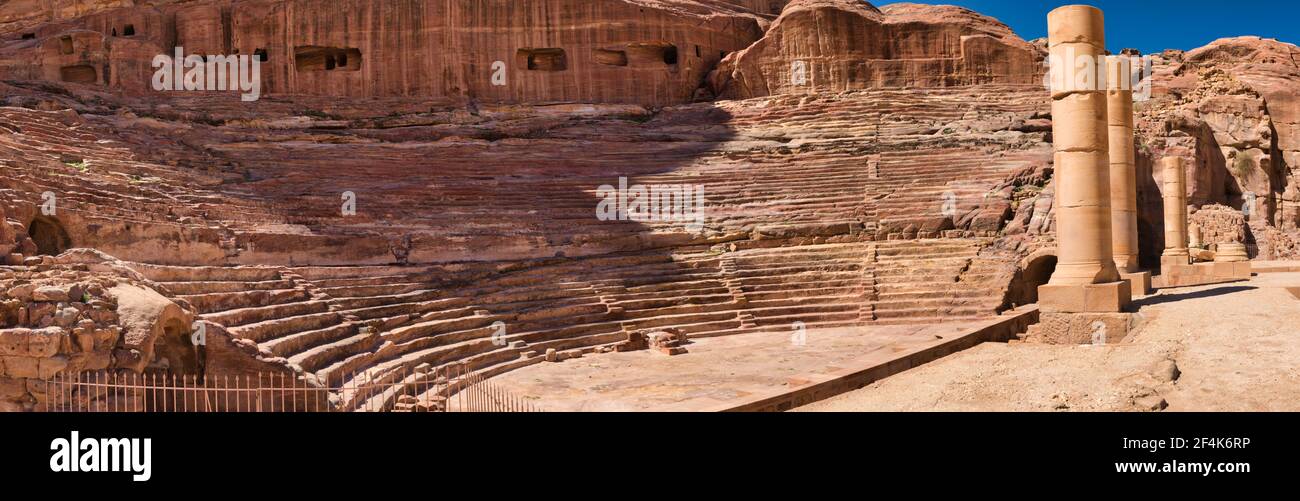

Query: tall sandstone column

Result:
[1106,55,1140,272]
[1106,55,1152,295]
[1161,156,1190,267]
[1039,5,1130,313]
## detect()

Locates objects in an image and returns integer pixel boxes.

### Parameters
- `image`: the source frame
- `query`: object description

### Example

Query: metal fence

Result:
[41,363,542,413]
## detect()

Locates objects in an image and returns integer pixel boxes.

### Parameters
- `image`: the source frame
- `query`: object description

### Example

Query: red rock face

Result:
[1133,36,1300,259]
[1184,38,1300,220]
[1,0,772,106]
[4,1,1300,409]
[706,0,1043,99]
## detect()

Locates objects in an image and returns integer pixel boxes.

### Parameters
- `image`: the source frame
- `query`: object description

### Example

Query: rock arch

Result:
[109,283,198,377]
[152,317,204,379]
[28,216,72,256]
[1004,250,1058,308]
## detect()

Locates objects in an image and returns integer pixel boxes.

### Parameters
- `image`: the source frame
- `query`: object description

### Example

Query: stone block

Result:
[37,356,69,379]
[1051,96,1109,152]
[1048,5,1106,48]
[1160,254,1189,269]
[32,285,71,302]
[1039,280,1131,313]
[1156,262,1251,288]
[1,356,38,378]
[0,327,65,358]
[1119,270,1152,296]
[0,376,27,401]
[1034,312,1135,345]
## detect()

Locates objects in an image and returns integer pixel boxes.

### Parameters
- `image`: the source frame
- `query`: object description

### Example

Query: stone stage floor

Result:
[489,321,993,412]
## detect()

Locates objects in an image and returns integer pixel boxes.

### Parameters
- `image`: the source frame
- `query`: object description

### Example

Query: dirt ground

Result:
[797,270,1300,412]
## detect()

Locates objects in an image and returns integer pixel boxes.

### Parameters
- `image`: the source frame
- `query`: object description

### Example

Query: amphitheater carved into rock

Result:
[1,0,1298,412]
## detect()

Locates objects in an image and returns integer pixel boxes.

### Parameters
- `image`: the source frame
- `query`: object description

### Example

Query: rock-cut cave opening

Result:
[28,216,72,256]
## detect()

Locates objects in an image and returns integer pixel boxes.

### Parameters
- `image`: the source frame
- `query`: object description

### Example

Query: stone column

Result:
[1160,156,1190,268]
[1106,55,1140,272]
[1038,5,1129,313]
[1106,55,1151,295]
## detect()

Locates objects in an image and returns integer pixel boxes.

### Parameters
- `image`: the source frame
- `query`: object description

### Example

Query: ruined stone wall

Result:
[1189,204,1248,249]
[0,249,308,411]
[0,263,134,411]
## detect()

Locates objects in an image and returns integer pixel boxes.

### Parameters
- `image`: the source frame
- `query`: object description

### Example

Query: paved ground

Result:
[489,321,988,411]
[798,269,1300,412]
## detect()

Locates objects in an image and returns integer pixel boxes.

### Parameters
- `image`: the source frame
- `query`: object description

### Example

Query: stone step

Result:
[745,289,867,302]
[383,314,501,346]
[263,322,359,358]
[877,289,999,301]
[318,283,427,298]
[690,318,864,339]
[181,288,310,314]
[229,311,343,343]
[329,290,443,310]
[131,264,283,283]
[616,285,733,302]
[616,293,736,313]
[161,279,296,295]
[201,300,331,328]
[288,265,442,281]
[744,302,863,319]
[339,298,466,322]
[619,300,740,320]
[749,310,865,326]
[291,331,382,374]
[872,306,993,319]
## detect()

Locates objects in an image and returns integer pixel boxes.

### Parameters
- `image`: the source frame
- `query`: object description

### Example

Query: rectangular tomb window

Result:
[123,24,135,37]
[60,65,97,84]
[21,33,35,40]
[294,46,362,71]
[60,36,74,54]
[594,49,628,67]
[627,43,678,66]
[517,48,567,71]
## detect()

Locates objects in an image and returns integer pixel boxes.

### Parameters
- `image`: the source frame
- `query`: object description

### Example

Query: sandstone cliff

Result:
[0,0,772,106]
[706,0,1043,99]
[2,1,1299,410]
[1133,36,1300,259]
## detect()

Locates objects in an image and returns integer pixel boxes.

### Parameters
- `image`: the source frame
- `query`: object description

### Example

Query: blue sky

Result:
[881,1,1300,54]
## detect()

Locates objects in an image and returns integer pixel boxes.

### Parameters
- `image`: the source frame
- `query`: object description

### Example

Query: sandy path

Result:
[797,271,1300,412]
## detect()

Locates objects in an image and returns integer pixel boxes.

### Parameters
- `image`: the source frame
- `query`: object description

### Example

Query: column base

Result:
[1160,254,1189,269]
[1038,280,1132,313]
[1119,270,1153,297]
[1024,312,1135,345]
[1154,262,1253,289]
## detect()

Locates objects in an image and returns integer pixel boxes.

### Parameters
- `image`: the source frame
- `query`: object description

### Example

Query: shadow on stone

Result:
[1134,285,1256,308]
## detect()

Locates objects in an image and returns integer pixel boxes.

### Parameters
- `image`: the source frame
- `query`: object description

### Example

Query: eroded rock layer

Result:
[0,75,1051,409]
[2,0,1298,411]
[1134,36,1300,260]
[707,1,1044,99]
[0,0,773,106]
